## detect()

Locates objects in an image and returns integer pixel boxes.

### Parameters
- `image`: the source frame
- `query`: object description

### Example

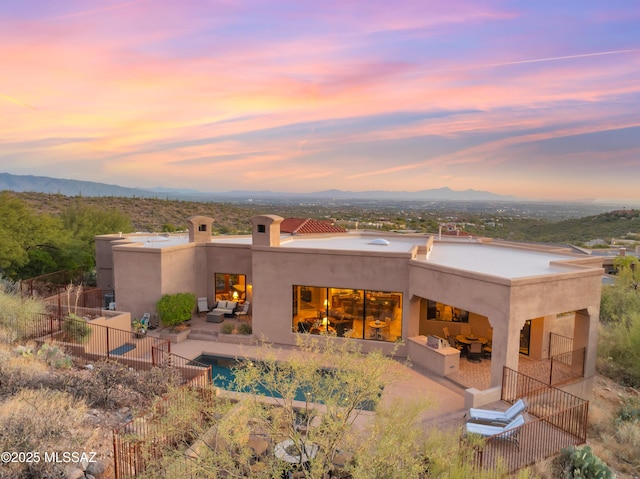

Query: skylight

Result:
[369,238,390,245]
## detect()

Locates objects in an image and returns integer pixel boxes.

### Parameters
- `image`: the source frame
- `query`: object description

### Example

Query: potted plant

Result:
[132,318,146,338]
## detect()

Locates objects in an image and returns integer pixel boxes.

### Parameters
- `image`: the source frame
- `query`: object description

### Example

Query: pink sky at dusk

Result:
[1,0,639,202]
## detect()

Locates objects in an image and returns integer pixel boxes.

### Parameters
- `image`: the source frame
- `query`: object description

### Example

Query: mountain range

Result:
[0,172,516,202]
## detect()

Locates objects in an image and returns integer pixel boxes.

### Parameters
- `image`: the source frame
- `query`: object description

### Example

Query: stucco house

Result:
[95,214,603,400]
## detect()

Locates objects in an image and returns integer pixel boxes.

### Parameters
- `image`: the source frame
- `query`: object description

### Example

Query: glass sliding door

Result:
[292,285,402,342]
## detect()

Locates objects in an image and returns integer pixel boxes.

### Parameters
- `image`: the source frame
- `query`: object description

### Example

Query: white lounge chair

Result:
[469,398,527,423]
[466,413,525,446]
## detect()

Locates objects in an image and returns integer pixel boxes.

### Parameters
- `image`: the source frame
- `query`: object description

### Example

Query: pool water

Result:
[191,354,378,410]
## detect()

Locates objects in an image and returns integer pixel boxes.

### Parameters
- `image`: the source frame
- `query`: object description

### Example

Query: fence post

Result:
[106,326,110,359]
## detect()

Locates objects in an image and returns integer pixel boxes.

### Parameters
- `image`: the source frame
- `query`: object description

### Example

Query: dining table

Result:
[368,320,386,340]
[455,334,489,345]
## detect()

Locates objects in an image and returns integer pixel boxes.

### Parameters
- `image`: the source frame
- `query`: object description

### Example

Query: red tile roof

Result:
[280,218,347,234]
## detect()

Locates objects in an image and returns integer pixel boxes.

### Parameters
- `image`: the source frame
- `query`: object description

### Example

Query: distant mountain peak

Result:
[0,172,516,202]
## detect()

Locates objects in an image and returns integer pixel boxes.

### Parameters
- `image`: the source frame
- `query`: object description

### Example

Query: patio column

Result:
[489,315,523,388]
[574,308,597,378]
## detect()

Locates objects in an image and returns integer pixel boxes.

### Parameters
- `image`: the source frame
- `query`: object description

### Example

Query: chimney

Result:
[250,215,284,247]
[186,216,214,243]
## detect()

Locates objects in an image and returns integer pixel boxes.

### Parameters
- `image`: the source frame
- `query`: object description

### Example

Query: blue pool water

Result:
[191,354,378,410]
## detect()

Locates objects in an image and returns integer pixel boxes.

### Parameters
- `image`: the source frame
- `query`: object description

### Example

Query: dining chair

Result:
[468,341,483,362]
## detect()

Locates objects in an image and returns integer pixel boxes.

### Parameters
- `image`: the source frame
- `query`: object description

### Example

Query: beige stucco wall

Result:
[409,257,602,388]
[205,243,253,303]
[113,242,198,321]
[100,225,603,398]
[250,244,410,356]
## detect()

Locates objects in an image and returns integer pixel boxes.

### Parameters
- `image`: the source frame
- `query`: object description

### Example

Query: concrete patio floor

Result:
[165,315,469,425]
[152,314,554,428]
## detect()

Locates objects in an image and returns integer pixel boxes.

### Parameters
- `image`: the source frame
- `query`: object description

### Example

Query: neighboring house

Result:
[95,214,603,400]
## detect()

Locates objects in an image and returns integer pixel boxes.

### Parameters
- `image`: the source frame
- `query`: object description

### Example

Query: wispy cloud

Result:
[1,0,639,200]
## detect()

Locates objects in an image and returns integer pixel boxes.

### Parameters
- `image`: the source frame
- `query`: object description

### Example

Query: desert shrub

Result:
[134,365,184,398]
[220,322,235,334]
[37,342,73,369]
[62,314,92,344]
[156,292,196,328]
[615,396,640,424]
[0,350,50,395]
[0,388,88,450]
[69,359,184,409]
[237,322,252,335]
[0,389,88,479]
[0,290,45,342]
[557,445,613,479]
[597,311,640,387]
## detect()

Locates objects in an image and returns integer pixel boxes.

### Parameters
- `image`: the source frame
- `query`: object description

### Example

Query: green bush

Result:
[559,445,614,479]
[62,314,92,344]
[238,323,252,335]
[156,292,196,329]
[616,396,640,425]
[37,342,73,369]
[220,322,235,334]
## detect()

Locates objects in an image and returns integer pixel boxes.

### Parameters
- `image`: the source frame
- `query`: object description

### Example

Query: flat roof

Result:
[125,234,190,248]
[279,235,424,253]
[424,243,583,279]
[120,232,596,279]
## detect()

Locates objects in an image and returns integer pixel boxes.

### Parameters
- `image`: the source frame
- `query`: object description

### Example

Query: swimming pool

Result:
[191,354,378,410]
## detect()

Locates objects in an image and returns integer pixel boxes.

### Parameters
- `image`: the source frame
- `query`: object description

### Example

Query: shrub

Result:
[238,322,252,335]
[616,396,640,424]
[156,292,196,329]
[0,389,89,478]
[558,445,614,479]
[220,322,235,334]
[63,314,92,344]
[37,342,73,369]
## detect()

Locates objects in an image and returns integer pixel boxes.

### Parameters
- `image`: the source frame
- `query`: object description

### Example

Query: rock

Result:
[85,364,94,370]
[65,467,86,479]
[86,474,96,479]
[86,460,107,477]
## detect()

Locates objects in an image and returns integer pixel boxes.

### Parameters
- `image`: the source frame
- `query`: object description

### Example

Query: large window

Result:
[292,285,402,342]
[215,273,246,302]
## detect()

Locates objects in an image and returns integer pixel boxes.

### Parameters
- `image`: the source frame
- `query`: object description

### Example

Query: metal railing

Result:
[474,367,588,473]
[112,364,212,479]
[549,332,573,358]
[549,347,585,386]
[19,269,85,299]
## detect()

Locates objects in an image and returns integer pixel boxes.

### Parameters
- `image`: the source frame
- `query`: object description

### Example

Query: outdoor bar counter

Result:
[407,335,460,377]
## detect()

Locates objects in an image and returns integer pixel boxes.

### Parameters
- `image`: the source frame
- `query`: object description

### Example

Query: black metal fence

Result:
[474,367,589,473]
[112,365,213,479]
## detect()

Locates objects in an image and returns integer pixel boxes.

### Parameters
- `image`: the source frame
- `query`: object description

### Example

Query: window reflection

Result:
[215,273,246,302]
[425,299,469,322]
[292,286,402,342]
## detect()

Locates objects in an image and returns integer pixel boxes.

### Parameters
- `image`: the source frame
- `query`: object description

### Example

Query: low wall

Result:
[463,386,502,409]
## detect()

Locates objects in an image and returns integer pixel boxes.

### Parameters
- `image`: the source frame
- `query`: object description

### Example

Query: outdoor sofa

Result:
[206,300,238,322]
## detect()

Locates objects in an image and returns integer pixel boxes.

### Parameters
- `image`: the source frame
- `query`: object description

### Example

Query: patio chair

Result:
[197,297,209,315]
[235,301,250,321]
[297,320,312,333]
[465,414,525,447]
[139,313,150,333]
[469,398,527,423]
[467,340,483,362]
